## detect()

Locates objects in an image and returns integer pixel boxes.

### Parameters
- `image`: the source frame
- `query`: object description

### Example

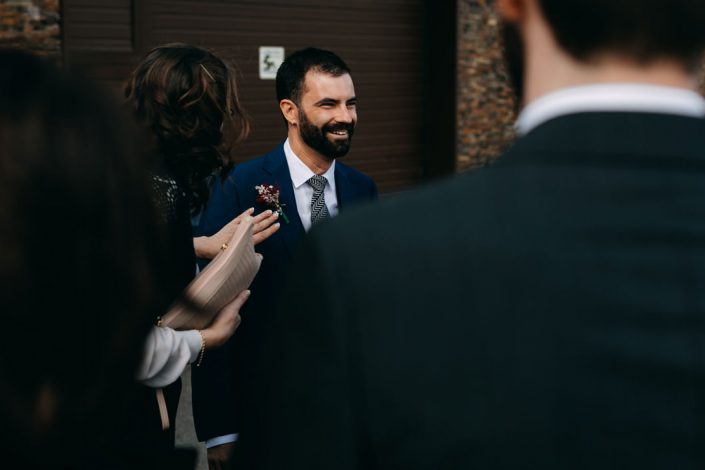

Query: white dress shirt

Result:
[283,138,339,232]
[516,83,705,136]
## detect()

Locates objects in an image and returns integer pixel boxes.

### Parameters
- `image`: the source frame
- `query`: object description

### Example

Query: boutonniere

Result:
[255,183,290,224]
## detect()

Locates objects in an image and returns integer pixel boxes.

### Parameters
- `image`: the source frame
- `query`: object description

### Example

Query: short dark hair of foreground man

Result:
[235,1,705,469]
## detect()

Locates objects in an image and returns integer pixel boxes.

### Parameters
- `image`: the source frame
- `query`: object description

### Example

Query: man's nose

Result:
[335,105,354,123]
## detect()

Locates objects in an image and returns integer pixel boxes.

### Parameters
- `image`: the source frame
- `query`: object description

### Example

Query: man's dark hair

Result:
[276,47,351,104]
[539,0,705,68]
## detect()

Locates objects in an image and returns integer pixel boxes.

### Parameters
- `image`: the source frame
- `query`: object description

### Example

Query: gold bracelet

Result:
[196,330,206,367]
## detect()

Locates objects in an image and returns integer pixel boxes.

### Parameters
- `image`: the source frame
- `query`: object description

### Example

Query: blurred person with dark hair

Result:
[0,48,199,467]
[240,1,705,468]
[196,47,377,456]
[125,43,279,467]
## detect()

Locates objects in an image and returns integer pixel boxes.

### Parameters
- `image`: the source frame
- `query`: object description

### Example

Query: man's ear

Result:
[496,0,526,23]
[279,99,298,126]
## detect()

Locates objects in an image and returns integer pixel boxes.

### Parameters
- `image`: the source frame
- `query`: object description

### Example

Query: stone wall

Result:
[0,0,61,59]
[456,0,516,171]
[456,1,705,172]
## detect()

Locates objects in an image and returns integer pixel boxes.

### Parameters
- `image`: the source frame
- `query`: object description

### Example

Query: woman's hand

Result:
[252,209,280,245]
[194,207,280,259]
[200,290,250,349]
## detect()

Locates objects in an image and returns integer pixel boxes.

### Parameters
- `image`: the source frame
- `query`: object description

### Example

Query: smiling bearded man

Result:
[293,65,356,161]
[298,101,355,160]
[193,47,377,465]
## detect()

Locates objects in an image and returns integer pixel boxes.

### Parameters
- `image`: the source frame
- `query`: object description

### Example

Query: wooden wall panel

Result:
[62,0,132,51]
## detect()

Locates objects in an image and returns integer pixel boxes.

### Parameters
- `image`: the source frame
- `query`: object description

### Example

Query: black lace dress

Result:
[151,171,198,291]
[124,168,197,453]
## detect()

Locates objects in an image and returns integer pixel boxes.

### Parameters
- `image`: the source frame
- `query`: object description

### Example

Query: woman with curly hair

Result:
[124,43,279,458]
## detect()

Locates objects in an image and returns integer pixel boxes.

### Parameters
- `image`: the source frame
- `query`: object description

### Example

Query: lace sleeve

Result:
[152,174,190,226]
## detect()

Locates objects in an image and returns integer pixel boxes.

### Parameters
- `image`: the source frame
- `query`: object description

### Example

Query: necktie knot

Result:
[307,175,328,192]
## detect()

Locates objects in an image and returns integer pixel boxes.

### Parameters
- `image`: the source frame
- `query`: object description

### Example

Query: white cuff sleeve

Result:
[205,434,238,448]
[136,327,202,388]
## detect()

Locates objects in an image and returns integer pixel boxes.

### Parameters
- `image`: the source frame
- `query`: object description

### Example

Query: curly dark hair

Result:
[125,43,250,213]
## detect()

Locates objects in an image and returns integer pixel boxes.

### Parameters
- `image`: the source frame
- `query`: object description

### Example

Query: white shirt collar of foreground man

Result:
[283,138,339,232]
[516,83,705,136]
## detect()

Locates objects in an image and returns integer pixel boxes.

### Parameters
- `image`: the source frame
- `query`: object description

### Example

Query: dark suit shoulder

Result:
[336,160,373,182]
[337,161,375,186]
[335,161,378,202]
[310,172,481,260]
[333,170,482,221]
[231,153,269,175]
[234,145,285,172]
[495,111,705,169]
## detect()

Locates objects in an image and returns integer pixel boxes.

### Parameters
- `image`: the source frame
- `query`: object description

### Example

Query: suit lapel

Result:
[262,145,305,256]
[334,163,354,212]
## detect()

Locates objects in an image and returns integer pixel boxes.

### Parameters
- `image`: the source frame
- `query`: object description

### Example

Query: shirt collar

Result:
[516,83,705,135]
[283,138,337,189]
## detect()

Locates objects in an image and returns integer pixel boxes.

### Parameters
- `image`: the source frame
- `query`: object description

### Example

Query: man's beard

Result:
[298,109,355,160]
[500,21,525,110]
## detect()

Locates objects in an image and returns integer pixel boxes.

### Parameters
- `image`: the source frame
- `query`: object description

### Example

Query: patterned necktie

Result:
[307,175,330,226]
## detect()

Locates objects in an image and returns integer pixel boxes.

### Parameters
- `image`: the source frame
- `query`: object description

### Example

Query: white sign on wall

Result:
[259,47,285,80]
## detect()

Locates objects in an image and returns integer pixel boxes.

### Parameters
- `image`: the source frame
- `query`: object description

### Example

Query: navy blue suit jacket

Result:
[191,143,377,440]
